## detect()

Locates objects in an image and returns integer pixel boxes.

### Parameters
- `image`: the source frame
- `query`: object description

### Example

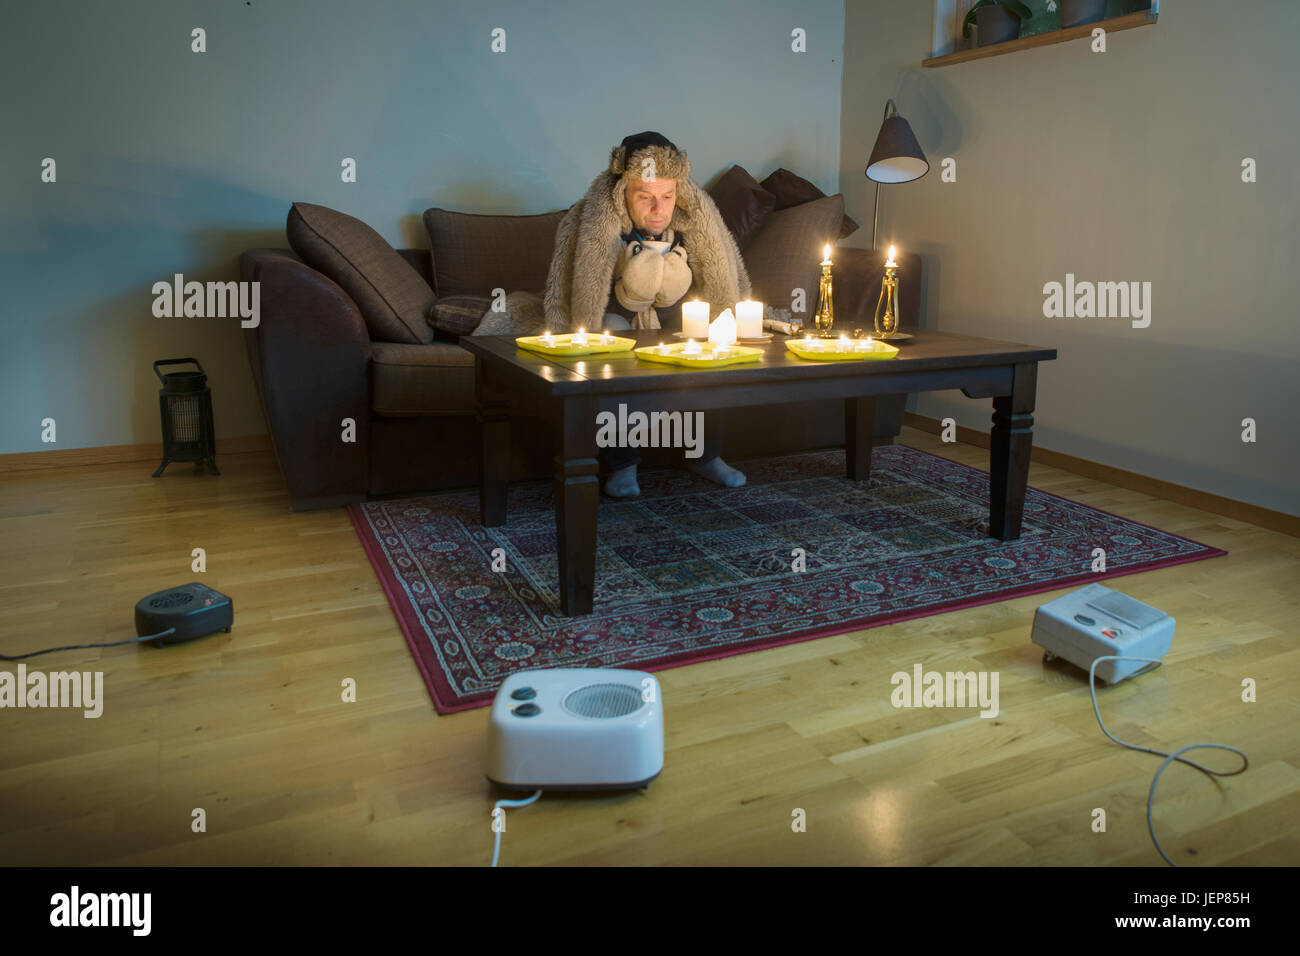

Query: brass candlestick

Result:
[813,259,835,338]
[874,255,900,338]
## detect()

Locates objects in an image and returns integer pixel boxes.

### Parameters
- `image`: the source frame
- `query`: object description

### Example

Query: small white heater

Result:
[485,668,664,791]
[1032,583,1175,684]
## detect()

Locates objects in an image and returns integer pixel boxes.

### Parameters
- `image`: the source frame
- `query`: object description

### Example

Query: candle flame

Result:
[888,245,896,259]
[823,244,831,260]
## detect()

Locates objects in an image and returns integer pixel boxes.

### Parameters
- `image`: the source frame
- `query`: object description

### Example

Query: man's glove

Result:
[614,241,664,313]
[655,244,691,307]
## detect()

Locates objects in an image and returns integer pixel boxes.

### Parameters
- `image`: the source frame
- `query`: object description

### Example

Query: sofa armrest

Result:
[832,248,922,332]
[240,248,371,509]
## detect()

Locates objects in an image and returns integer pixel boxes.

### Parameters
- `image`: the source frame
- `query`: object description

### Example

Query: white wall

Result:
[1,0,844,456]
[841,0,1299,515]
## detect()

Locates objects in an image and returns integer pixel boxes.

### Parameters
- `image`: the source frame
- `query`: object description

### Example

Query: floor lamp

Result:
[865,99,931,251]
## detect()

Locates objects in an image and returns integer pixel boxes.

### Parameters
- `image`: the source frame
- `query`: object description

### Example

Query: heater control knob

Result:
[512,703,540,717]
[510,687,536,701]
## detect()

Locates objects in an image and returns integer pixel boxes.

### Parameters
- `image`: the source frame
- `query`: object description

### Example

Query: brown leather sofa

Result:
[240,204,921,512]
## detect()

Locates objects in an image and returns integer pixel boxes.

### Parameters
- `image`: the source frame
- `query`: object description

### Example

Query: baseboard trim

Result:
[0,435,272,473]
[902,412,1298,538]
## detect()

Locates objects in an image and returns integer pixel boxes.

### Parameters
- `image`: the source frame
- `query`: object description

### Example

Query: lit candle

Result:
[715,346,729,359]
[885,244,897,268]
[682,339,701,356]
[682,300,709,339]
[573,328,587,346]
[822,244,832,265]
[541,331,554,346]
[601,329,612,344]
[839,334,851,350]
[658,341,669,355]
[735,300,763,339]
[708,308,737,347]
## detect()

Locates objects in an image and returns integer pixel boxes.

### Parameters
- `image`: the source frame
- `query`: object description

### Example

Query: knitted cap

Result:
[608,130,691,183]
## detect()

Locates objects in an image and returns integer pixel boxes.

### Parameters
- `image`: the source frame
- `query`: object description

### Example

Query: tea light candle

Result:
[682,300,709,339]
[658,341,668,355]
[573,328,587,346]
[541,331,555,347]
[682,339,701,356]
[735,300,763,339]
[839,334,851,350]
[601,330,612,344]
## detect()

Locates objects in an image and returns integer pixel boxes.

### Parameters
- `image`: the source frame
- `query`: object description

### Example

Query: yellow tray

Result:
[515,334,637,356]
[634,342,763,368]
[785,338,900,361]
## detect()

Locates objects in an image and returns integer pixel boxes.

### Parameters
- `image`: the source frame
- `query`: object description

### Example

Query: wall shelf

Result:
[922,9,1157,68]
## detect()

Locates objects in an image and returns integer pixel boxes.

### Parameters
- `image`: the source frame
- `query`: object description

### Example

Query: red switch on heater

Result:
[1101,628,1118,639]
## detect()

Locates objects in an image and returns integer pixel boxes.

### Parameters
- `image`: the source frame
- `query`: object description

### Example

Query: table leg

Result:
[554,396,599,616]
[989,363,1037,540]
[475,356,510,527]
[845,396,877,481]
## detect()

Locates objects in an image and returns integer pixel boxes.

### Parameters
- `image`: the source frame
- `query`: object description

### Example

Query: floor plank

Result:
[0,427,1294,866]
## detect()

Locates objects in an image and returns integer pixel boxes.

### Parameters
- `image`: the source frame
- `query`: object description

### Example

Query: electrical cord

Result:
[0,629,176,661]
[490,789,542,867]
[1088,655,1249,867]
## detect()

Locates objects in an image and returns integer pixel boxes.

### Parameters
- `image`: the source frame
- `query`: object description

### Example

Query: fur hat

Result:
[608,131,691,185]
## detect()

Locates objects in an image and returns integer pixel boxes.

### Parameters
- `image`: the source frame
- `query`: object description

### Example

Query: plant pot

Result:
[976,4,1022,46]
[1060,0,1107,28]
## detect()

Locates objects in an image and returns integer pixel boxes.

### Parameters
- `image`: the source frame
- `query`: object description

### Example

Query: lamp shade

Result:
[865,114,930,184]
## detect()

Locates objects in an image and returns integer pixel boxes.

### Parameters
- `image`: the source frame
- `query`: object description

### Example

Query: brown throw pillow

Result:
[741,194,845,323]
[428,295,493,337]
[759,169,861,240]
[423,208,566,298]
[286,202,435,344]
[706,165,778,250]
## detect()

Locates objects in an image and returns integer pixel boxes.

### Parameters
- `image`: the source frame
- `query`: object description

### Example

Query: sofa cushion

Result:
[741,194,845,323]
[428,295,493,337]
[370,342,536,417]
[706,165,778,250]
[423,208,566,298]
[371,342,475,416]
[759,169,861,240]
[285,202,435,345]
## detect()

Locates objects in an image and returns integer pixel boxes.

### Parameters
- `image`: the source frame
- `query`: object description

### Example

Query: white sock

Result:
[688,456,746,488]
[603,463,640,498]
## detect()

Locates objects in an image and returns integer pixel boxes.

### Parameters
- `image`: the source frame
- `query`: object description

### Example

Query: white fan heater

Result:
[486,668,664,791]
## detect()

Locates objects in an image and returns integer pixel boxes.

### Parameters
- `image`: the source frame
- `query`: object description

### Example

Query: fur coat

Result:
[473,148,751,337]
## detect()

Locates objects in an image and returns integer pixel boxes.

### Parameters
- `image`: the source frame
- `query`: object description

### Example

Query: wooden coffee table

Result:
[461,330,1057,616]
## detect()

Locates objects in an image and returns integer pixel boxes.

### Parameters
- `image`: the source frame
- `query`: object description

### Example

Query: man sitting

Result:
[542,131,752,498]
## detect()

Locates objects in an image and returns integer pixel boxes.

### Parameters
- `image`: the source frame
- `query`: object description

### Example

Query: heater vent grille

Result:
[149,590,196,610]
[563,683,644,719]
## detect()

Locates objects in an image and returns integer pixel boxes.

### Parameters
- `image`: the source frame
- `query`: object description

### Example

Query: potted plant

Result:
[964,0,1034,47]
[1057,0,1107,28]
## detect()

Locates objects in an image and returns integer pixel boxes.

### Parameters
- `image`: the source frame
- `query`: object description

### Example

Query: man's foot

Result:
[603,463,640,498]
[688,457,746,488]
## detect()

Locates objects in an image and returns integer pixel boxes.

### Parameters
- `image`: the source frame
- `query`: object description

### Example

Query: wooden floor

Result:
[1,427,1296,866]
